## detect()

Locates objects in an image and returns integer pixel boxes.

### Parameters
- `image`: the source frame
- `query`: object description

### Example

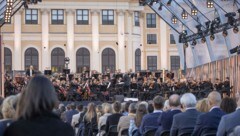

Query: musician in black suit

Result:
[25,65,35,77]
[123,72,131,96]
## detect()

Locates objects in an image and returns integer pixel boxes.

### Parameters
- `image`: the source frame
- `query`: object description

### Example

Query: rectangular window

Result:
[147,34,157,44]
[102,10,114,25]
[170,34,176,44]
[76,9,89,25]
[170,56,180,71]
[134,11,140,26]
[25,9,38,24]
[147,56,157,71]
[51,9,64,24]
[146,13,156,28]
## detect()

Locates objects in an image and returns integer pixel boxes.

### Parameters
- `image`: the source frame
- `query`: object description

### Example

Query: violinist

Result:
[149,78,159,99]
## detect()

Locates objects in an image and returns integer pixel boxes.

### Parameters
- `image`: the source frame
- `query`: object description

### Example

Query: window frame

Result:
[147,34,157,44]
[147,56,157,71]
[76,9,89,25]
[51,9,64,25]
[170,56,180,71]
[25,9,38,24]
[102,9,114,25]
[146,13,156,28]
[134,11,140,26]
[170,34,176,44]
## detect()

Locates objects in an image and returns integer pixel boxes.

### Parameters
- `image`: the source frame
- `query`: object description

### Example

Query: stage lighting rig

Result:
[25,0,42,4]
[158,3,163,11]
[222,29,228,37]
[207,0,214,8]
[233,26,239,33]
[225,12,236,26]
[210,34,215,41]
[230,45,240,54]
[167,0,172,6]
[191,39,197,46]
[171,16,177,24]
[191,8,198,16]
[181,10,188,19]
[201,37,206,43]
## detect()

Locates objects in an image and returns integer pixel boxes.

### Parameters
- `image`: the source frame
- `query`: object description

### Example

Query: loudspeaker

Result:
[114,95,124,103]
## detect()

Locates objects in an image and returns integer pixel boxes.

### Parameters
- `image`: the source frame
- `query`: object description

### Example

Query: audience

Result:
[4,75,74,136]
[192,91,225,136]
[196,98,209,112]
[65,103,78,125]
[0,95,18,136]
[96,105,103,123]
[129,103,148,136]
[105,101,122,136]
[117,103,136,136]
[98,103,112,136]
[71,104,83,128]
[170,93,201,136]
[122,102,131,116]
[139,96,165,134]
[155,94,181,136]
[217,92,240,136]
[163,99,170,111]
[220,97,237,114]
[83,103,98,136]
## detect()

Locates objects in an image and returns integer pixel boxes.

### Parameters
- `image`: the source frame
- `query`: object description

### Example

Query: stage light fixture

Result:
[225,12,236,26]
[172,16,177,24]
[158,3,163,11]
[214,17,221,27]
[205,21,211,29]
[167,0,172,6]
[201,37,206,43]
[191,8,198,16]
[210,34,215,41]
[222,29,228,37]
[182,10,188,19]
[207,0,214,8]
[233,26,239,33]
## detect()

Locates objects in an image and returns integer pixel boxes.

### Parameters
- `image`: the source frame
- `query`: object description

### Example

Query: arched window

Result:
[102,48,115,73]
[76,48,90,73]
[135,48,141,72]
[25,48,39,70]
[4,48,12,72]
[51,48,65,73]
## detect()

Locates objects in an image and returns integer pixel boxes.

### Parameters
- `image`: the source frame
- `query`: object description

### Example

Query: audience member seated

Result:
[163,99,170,111]
[98,103,112,136]
[83,103,98,136]
[4,75,74,136]
[122,102,131,116]
[96,105,103,123]
[192,91,225,136]
[170,93,201,136]
[117,103,136,136]
[139,96,165,135]
[71,104,83,132]
[196,98,209,112]
[61,104,71,122]
[220,97,237,114]
[217,92,240,136]
[129,103,148,136]
[105,101,123,136]
[65,103,78,125]
[155,94,181,136]
[229,126,240,136]
[0,95,18,136]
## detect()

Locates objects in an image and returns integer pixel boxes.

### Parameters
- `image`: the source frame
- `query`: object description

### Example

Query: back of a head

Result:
[2,95,19,119]
[16,75,58,119]
[180,93,197,108]
[220,97,237,114]
[153,96,164,110]
[128,103,136,114]
[125,102,131,112]
[196,98,209,112]
[135,104,148,127]
[71,103,76,110]
[169,94,180,107]
[85,103,96,122]
[77,104,83,112]
[104,103,112,114]
[208,91,222,107]
[112,101,121,113]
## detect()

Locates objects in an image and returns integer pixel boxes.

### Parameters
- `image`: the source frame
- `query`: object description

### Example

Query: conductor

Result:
[26,65,35,77]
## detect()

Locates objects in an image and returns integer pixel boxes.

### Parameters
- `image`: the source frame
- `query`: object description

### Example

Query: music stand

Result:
[155,72,161,78]
[44,70,52,76]
[69,74,74,81]
[63,69,70,75]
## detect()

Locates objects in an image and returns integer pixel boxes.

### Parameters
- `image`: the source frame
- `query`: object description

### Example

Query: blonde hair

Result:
[196,98,209,112]
[2,95,18,119]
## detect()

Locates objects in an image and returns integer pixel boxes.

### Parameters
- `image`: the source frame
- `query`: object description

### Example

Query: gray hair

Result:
[2,95,19,119]
[180,93,197,108]
[128,103,137,113]
[104,103,112,113]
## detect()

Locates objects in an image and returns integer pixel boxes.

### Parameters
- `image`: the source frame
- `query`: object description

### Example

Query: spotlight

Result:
[158,3,163,11]
[210,34,215,41]
[191,8,198,16]
[214,17,221,27]
[233,26,239,33]
[222,30,228,37]
[207,0,214,8]
[172,16,177,24]
[201,37,206,43]
[182,10,188,19]
[205,21,211,29]
[192,39,197,46]
[225,12,236,26]
[167,0,172,6]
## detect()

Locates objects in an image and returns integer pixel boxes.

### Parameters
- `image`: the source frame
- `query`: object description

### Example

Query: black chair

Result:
[120,128,129,136]
[107,125,118,136]
[178,132,192,136]
[99,125,106,135]
[178,127,194,136]
[160,130,170,136]
[132,129,139,136]
[143,128,158,136]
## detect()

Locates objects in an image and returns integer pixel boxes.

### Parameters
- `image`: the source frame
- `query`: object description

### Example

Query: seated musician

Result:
[148,78,159,99]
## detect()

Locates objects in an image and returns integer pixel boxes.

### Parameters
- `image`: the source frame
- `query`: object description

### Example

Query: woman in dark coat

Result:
[83,103,98,136]
[4,75,74,136]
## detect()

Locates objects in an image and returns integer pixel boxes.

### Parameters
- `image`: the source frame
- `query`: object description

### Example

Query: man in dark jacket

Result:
[65,103,79,124]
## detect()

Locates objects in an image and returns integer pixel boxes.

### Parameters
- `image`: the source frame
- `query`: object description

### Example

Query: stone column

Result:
[160,19,168,70]
[127,11,133,71]
[66,9,76,72]
[117,10,126,72]
[41,9,50,71]
[91,10,100,72]
[13,10,22,70]
[139,12,145,70]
